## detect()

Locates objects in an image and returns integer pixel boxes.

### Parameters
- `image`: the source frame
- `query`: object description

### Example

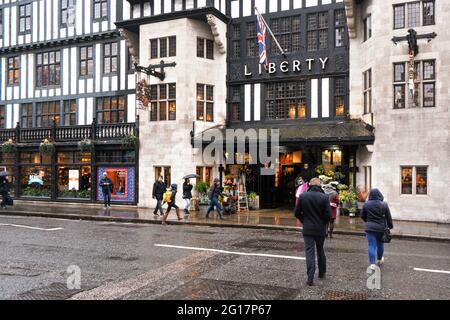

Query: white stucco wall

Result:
[138,16,227,208]
[349,0,450,222]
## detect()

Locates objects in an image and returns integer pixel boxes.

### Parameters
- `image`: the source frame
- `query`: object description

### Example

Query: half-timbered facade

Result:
[0,0,138,204]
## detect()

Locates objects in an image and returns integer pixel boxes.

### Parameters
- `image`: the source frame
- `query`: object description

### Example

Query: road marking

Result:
[0,223,63,231]
[413,268,450,275]
[155,244,306,260]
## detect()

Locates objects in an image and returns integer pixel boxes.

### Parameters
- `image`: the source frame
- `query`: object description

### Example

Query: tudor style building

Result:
[345,0,449,222]
[0,0,138,204]
[116,0,375,210]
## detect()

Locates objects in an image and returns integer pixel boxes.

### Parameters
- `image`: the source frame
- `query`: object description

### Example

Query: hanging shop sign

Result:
[244,57,329,77]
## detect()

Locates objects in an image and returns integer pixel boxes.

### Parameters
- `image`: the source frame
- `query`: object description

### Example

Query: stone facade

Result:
[348,0,450,222]
[138,17,227,208]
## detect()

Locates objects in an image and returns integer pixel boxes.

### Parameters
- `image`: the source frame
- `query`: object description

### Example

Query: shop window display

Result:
[57,151,92,199]
[97,167,136,202]
[20,166,52,198]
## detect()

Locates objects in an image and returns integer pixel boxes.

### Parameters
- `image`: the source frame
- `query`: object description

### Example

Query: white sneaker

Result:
[377,257,385,266]
[369,264,377,271]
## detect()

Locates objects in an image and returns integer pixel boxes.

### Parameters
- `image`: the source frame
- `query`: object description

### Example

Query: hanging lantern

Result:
[136,65,151,110]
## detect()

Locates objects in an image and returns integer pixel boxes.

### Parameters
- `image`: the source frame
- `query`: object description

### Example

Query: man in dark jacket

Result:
[295,178,332,286]
[0,176,10,209]
[361,189,394,268]
[99,172,113,208]
[152,175,166,216]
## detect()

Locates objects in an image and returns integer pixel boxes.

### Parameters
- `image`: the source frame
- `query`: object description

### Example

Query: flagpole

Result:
[254,6,287,58]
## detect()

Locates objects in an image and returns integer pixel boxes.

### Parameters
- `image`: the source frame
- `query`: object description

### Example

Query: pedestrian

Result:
[99,172,113,208]
[161,184,182,225]
[361,188,394,270]
[206,178,224,220]
[295,176,309,201]
[152,175,166,216]
[323,183,339,238]
[182,178,193,216]
[294,177,331,286]
[0,176,10,210]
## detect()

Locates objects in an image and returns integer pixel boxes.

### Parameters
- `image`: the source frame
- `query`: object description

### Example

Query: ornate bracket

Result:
[206,14,226,55]
[135,60,176,81]
[392,29,437,56]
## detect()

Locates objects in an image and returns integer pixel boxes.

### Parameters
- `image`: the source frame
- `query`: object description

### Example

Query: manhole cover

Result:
[233,239,304,252]
[324,290,368,300]
[159,279,299,300]
[15,283,87,300]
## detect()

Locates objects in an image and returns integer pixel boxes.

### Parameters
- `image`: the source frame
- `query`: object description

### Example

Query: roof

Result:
[193,120,375,146]
[115,7,229,33]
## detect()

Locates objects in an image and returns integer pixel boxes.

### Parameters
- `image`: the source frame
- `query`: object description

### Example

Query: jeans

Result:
[184,198,191,211]
[206,196,222,218]
[153,199,164,215]
[103,190,111,207]
[366,231,384,264]
[303,235,326,282]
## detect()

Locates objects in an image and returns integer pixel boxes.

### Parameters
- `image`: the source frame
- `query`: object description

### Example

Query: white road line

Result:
[0,223,63,231]
[155,244,306,260]
[413,268,450,275]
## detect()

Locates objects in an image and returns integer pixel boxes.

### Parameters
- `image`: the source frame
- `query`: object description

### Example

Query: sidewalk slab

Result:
[1,202,450,242]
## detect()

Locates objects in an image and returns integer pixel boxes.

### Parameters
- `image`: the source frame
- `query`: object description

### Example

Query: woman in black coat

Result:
[182,179,193,215]
[361,189,394,270]
[0,177,10,209]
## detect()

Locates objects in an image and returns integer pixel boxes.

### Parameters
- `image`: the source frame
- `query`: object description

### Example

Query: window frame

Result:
[36,50,61,88]
[63,99,77,126]
[423,0,435,26]
[307,12,329,52]
[230,23,241,59]
[36,101,61,127]
[393,4,405,29]
[265,81,307,120]
[93,0,109,21]
[149,83,176,122]
[18,3,32,34]
[393,1,435,29]
[197,37,214,60]
[20,103,33,128]
[0,105,5,128]
[393,60,435,109]
[103,42,118,75]
[363,14,372,42]
[197,84,214,122]
[149,36,176,59]
[334,77,347,117]
[95,96,126,124]
[79,45,94,77]
[363,69,372,114]
[60,0,76,27]
[334,9,346,48]
[401,166,428,196]
[0,8,3,38]
[7,56,20,86]
[230,86,241,122]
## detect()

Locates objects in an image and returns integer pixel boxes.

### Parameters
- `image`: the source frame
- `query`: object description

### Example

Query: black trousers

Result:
[0,192,7,207]
[303,235,326,282]
[166,202,179,213]
[153,199,164,215]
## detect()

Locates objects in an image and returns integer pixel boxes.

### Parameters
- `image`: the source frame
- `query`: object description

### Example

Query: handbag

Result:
[6,196,14,206]
[381,204,392,243]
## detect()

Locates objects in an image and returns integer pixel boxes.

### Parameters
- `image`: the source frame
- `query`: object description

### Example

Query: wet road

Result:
[0,215,449,300]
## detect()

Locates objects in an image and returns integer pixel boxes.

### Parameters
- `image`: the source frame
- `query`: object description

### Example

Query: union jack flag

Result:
[256,12,268,71]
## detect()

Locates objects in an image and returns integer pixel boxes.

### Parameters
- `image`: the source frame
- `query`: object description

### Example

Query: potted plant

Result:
[1,139,17,153]
[121,133,139,148]
[78,139,95,152]
[39,139,55,155]
[248,192,259,210]
[194,181,210,205]
[338,187,358,217]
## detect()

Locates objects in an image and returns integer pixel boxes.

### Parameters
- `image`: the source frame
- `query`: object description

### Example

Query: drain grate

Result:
[0,266,43,277]
[233,239,304,252]
[15,283,86,300]
[159,278,299,300]
[324,290,368,300]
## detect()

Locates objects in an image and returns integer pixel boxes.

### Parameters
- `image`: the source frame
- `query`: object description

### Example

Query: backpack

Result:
[163,189,172,203]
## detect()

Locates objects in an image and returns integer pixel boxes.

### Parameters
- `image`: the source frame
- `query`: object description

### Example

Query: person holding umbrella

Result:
[182,177,194,216]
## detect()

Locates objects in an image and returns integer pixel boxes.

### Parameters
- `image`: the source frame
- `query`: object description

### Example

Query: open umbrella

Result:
[0,171,13,177]
[182,174,200,180]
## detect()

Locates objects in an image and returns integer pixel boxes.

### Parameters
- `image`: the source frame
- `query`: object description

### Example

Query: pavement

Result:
[1,201,450,242]
[0,215,449,300]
